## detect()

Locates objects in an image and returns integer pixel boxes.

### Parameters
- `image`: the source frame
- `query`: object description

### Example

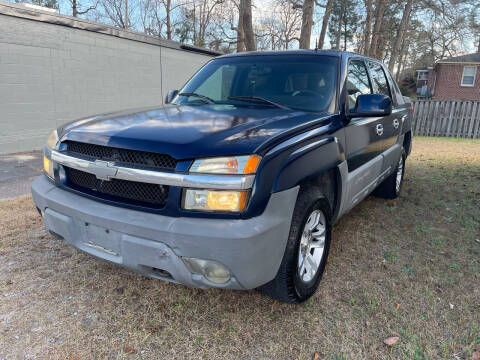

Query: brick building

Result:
[416,53,480,100]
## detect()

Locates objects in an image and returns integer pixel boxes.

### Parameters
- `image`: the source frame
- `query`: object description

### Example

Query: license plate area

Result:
[83,223,121,258]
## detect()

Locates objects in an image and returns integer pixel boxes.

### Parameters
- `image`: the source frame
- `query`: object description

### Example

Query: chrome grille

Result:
[65,141,177,170]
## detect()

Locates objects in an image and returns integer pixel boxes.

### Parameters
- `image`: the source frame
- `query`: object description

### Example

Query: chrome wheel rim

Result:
[298,209,326,283]
[395,156,404,193]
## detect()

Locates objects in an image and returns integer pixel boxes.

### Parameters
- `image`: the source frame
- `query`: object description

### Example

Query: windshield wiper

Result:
[228,96,292,110]
[178,92,215,104]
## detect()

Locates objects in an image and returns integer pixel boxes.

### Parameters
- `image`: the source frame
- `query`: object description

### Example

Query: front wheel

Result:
[259,190,332,303]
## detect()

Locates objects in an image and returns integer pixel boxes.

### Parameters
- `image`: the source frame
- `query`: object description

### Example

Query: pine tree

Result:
[327,0,359,51]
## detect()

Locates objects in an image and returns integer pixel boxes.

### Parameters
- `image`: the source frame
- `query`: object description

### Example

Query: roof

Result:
[0,1,221,56]
[438,52,480,64]
[218,49,382,62]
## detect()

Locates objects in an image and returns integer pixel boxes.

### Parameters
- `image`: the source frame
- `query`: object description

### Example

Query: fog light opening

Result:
[182,257,231,284]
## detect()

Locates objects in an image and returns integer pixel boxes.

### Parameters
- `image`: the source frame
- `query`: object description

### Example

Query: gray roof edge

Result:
[438,52,480,64]
[0,1,221,56]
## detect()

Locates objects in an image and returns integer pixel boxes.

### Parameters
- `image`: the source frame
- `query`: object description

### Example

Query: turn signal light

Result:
[43,155,53,179]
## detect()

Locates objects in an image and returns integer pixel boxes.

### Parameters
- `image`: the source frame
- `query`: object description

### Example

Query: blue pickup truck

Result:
[32,50,412,303]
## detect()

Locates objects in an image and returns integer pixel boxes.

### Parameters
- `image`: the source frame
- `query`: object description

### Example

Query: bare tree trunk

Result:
[72,0,78,16]
[193,4,197,45]
[299,0,315,49]
[334,4,344,50]
[363,0,373,55]
[395,40,407,82]
[477,37,480,53]
[388,0,413,72]
[241,0,256,51]
[318,0,333,49]
[165,0,172,40]
[236,4,245,52]
[369,0,387,58]
[124,0,128,28]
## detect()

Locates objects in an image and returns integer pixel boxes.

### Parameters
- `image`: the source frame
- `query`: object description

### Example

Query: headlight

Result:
[183,189,249,212]
[189,155,261,174]
[46,130,59,149]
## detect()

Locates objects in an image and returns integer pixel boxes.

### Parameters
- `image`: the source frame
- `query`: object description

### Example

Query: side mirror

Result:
[349,94,392,118]
[165,89,179,104]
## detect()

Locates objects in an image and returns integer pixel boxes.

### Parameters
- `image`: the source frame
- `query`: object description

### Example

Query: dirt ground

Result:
[0,137,479,360]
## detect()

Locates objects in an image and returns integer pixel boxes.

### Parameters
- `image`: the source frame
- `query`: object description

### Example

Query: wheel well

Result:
[298,169,338,218]
[403,131,412,157]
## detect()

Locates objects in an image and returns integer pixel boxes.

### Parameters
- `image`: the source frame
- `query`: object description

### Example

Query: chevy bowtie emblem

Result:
[88,160,118,181]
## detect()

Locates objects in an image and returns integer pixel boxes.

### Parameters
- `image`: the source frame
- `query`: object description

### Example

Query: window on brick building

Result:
[461,66,477,87]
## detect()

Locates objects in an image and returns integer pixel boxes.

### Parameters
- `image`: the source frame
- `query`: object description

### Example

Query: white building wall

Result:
[0,2,213,153]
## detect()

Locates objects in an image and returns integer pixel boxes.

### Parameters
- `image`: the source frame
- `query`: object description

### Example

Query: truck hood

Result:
[60,104,331,159]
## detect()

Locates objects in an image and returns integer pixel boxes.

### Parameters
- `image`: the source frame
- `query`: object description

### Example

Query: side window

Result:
[368,62,391,98]
[346,60,372,110]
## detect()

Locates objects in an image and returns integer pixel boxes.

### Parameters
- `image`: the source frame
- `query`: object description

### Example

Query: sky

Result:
[12,0,477,53]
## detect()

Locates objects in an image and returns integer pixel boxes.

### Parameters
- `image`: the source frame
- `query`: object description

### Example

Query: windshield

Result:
[173,55,338,113]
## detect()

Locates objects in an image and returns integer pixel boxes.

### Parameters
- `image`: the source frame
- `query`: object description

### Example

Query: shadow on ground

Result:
[0,151,42,200]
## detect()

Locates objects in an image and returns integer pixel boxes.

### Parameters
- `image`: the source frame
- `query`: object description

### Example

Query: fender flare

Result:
[272,137,345,193]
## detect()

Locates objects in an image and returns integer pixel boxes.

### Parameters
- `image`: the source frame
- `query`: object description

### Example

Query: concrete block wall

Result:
[0,2,213,153]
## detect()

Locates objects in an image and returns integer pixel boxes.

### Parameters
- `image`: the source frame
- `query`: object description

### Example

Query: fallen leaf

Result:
[313,317,319,321]
[472,351,480,360]
[396,303,401,310]
[383,336,400,346]
[115,287,125,295]
[386,200,396,207]
[123,346,136,354]
[69,355,81,360]
[365,320,371,328]
[6,280,13,285]
[312,352,324,360]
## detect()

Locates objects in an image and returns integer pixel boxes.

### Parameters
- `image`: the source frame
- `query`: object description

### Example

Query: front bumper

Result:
[31,176,298,290]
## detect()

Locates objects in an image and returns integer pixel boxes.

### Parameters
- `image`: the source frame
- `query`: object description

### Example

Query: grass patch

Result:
[0,137,479,359]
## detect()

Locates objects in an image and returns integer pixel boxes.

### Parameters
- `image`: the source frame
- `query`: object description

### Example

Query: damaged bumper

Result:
[31,175,298,290]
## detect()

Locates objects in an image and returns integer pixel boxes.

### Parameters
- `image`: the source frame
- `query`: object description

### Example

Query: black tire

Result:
[374,148,406,199]
[259,189,332,303]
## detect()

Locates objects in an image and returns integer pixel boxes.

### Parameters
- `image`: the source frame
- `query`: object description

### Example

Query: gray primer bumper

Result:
[31,176,298,290]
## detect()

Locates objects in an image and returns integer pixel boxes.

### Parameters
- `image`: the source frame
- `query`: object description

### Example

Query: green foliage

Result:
[327,0,359,51]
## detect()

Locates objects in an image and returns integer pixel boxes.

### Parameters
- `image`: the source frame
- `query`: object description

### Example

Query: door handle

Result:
[375,124,384,136]
[393,119,400,129]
